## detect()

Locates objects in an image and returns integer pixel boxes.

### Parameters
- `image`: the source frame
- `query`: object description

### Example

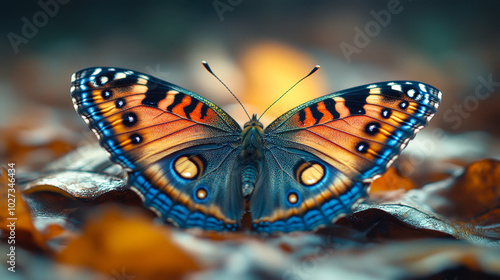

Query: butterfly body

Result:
[71,67,442,233]
[240,114,265,198]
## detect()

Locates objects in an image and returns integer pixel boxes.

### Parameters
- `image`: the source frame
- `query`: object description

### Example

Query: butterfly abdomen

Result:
[240,114,266,198]
[241,163,258,198]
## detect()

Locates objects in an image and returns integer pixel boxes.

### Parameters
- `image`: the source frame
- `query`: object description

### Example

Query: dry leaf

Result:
[0,167,47,251]
[56,207,201,279]
[370,167,418,193]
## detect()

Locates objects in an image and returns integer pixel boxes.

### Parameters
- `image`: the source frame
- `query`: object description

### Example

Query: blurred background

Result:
[1,0,500,171]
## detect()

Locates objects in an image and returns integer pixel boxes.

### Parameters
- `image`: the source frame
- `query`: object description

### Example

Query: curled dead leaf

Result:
[23,171,127,200]
[423,158,500,221]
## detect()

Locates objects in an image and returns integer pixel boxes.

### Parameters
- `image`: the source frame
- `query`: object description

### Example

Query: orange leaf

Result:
[425,158,500,221]
[56,207,201,279]
[0,167,47,250]
[370,167,418,193]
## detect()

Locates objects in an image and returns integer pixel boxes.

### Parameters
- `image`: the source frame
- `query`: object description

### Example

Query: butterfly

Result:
[70,66,441,233]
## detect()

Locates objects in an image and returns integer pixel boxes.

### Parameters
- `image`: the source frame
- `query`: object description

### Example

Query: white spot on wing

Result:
[367,84,378,89]
[386,155,398,168]
[71,73,76,82]
[387,82,396,86]
[407,89,416,98]
[414,125,424,133]
[91,129,100,140]
[419,83,427,92]
[139,74,150,80]
[92,68,102,76]
[114,72,127,80]
[391,84,402,92]
[137,78,148,85]
[361,178,373,183]
[99,76,109,85]
[104,150,112,159]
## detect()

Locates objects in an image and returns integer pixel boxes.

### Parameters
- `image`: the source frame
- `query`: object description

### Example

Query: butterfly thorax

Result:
[241,114,265,160]
[240,114,265,198]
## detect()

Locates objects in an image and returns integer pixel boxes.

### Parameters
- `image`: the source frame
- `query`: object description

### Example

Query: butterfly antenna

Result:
[258,65,320,121]
[202,60,251,121]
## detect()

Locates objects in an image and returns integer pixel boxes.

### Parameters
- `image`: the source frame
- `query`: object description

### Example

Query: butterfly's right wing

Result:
[71,67,245,230]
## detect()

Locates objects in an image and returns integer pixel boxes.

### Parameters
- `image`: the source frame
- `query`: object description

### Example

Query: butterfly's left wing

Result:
[251,81,442,233]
